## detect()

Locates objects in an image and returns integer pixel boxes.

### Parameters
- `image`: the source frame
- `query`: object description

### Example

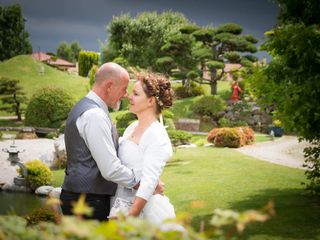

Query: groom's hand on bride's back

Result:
[153,181,165,195]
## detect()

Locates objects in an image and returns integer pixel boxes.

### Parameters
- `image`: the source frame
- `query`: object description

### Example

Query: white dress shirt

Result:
[76,91,139,188]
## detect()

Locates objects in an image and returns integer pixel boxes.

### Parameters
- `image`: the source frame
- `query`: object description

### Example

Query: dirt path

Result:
[236,135,310,169]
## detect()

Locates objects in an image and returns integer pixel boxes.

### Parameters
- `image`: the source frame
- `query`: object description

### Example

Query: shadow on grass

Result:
[191,188,320,240]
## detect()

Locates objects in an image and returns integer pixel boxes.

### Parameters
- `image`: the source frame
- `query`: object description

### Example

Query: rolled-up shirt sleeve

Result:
[77,108,140,188]
[135,136,172,201]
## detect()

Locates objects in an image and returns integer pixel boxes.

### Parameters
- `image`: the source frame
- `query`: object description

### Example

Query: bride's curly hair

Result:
[136,72,174,113]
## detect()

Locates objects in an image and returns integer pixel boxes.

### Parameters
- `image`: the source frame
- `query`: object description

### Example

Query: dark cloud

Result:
[1,0,278,58]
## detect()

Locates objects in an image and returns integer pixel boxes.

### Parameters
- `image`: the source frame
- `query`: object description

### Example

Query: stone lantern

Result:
[2,141,27,186]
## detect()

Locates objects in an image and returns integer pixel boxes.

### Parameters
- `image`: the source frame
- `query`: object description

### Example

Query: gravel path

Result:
[0,135,309,186]
[236,135,310,169]
[0,139,55,185]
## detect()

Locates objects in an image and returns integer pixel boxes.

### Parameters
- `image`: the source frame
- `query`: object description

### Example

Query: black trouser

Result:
[60,189,111,221]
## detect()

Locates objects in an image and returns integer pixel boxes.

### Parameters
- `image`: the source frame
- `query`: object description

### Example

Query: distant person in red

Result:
[230,81,243,103]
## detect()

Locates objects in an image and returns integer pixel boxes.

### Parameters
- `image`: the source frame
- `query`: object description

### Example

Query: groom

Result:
[60,62,143,221]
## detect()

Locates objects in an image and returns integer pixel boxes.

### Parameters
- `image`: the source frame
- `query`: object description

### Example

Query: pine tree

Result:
[0,77,28,121]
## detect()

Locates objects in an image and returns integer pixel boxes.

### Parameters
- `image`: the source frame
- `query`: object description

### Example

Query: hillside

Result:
[0,55,89,101]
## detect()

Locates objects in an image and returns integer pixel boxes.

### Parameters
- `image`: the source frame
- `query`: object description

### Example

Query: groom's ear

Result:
[104,80,113,93]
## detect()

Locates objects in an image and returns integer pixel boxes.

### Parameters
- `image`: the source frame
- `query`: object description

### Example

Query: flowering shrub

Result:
[237,126,255,145]
[273,119,282,127]
[207,127,255,148]
[18,160,53,190]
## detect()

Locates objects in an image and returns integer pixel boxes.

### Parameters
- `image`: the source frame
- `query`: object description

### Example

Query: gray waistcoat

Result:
[62,97,117,195]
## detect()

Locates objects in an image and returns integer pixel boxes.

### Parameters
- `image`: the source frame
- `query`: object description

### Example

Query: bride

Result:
[109,72,175,224]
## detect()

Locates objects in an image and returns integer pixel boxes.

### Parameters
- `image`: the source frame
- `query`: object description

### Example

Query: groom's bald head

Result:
[94,62,129,86]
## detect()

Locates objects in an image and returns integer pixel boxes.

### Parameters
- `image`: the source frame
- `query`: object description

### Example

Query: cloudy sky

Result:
[1,0,278,59]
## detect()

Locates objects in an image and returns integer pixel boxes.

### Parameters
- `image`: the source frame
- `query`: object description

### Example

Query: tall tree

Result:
[0,4,32,61]
[56,41,73,62]
[0,77,27,121]
[101,11,190,70]
[247,0,320,196]
[70,41,82,62]
[180,23,258,95]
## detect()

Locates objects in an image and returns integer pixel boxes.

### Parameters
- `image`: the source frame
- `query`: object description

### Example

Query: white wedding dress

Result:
[109,121,176,225]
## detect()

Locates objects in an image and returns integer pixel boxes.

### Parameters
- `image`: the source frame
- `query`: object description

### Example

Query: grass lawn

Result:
[0,55,89,102]
[52,146,320,239]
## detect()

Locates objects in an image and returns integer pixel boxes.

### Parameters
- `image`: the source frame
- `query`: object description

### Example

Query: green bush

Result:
[164,118,176,130]
[25,87,74,128]
[167,129,192,146]
[19,160,53,190]
[113,57,129,67]
[0,131,2,139]
[162,109,174,119]
[46,132,58,139]
[219,117,248,128]
[0,202,273,240]
[191,95,226,119]
[88,64,98,87]
[24,207,56,226]
[59,121,66,134]
[78,51,99,77]
[119,98,130,111]
[115,111,137,136]
[174,82,204,99]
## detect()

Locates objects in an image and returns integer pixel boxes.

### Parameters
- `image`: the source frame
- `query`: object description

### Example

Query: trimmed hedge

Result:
[25,87,74,128]
[78,51,99,77]
[167,129,192,146]
[174,82,204,99]
[191,95,225,119]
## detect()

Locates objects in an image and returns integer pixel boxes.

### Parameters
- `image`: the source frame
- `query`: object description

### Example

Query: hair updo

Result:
[136,72,174,113]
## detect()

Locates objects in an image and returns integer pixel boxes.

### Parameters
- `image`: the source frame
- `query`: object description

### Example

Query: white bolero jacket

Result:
[119,120,173,201]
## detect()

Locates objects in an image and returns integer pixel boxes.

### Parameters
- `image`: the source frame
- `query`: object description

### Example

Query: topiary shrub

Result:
[116,111,137,136]
[167,129,192,146]
[174,82,204,99]
[191,95,226,119]
[24,207,56,226]
[18,160,53,190]
[25,87,74,128]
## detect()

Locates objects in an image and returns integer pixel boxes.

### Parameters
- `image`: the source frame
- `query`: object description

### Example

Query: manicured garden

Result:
[50,145,319,239]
